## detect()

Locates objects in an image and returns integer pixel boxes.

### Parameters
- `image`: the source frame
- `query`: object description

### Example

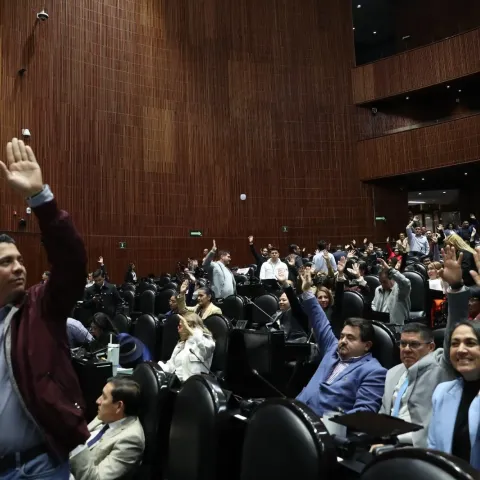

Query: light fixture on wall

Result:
[37,8,49,21]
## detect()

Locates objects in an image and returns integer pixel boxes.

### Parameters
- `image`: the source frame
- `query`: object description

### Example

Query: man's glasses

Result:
[396,340,432,350]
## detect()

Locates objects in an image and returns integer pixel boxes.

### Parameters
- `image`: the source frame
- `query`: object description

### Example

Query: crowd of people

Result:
[1,137,480,479]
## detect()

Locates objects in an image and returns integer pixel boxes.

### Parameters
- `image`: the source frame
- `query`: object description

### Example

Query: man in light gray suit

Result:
[70,377,145,480]
[202,239,236,300]
[376,246,466,448]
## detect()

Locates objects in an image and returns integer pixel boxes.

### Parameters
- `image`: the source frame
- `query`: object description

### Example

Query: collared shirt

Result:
[326,353,368,385]
[67,318,93,348]
[0,187,53,455]
[406,228,429,255]
[259,260,288,280]
[312,251,337,274]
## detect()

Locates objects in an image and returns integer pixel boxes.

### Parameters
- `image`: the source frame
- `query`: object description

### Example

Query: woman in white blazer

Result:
[428,321,480,469]
[158,312,216,382]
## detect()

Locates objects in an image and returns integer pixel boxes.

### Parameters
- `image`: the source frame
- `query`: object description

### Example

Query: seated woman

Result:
[178,280,222,318]
[89,313,152,368]
[445,233,477,286]
[158,313,216,382]
[427,262,447,292]
[428,321,480,469]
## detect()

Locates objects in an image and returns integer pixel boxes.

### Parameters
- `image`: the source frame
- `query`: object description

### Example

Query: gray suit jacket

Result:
[70,416,145,480]
[202,250,236,299]
[379,287,469,447]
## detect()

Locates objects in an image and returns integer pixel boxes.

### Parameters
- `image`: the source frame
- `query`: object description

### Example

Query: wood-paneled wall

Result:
[352,28,480,104]
[357,114,480,180]
[0,0,374,283]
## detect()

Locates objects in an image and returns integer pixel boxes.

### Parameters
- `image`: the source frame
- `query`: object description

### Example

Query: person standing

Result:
[259,247,288,280]
[406,216,429,256]
[202,240,236,300]
[0,138,89,478]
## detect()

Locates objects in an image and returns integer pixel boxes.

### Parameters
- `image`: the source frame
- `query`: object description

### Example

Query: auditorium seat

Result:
[203,314,232,378]
[414,262,428,279]
[137,282,157,294]
[240,399,337,480]
[404,271,427,323]
[132,362,176,480]
[121,283,136,292]
[112,313,131,334]
[342,290,365,320]
[122,290,135,314]
[252,294,279,326]
[370,320,399,369]
[139,289,155,315]
[155,288,176,315]
[433,328,446,350]
[361,448,477,480]
[221,294,247,322]
[364,275,380,304]
[159,314,180,362]
[168,375,231,480]
[134,314,162,361]
[164,281,178,291]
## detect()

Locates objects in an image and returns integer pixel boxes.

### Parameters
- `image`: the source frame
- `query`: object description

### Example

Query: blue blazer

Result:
[428,379,480,470]
[296,295,386,417]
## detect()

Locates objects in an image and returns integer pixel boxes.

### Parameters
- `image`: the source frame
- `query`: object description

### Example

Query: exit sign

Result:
[190,230,203,237]
[119,241,127,249]
[375,216,387,222]
[282,226,288,233]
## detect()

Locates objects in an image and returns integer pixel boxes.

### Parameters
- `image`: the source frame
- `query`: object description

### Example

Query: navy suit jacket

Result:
[296,294,386,417]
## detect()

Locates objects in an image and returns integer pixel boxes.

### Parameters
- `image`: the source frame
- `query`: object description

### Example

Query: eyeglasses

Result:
[397,340,432,350]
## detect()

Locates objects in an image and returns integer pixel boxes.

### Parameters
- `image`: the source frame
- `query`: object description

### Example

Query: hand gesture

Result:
[212,240,217,252]
[386,237,390,243]
[347,250,356,258]
[347,262,361,278]
[363,238,368,244]
[286,255,295,266]
[437,224,444,231]
[439,246,463,286]
[180,279,190,294]
[471,214,476,220]
[299,268,313,292]
[0,138,43,197]
[377,258,390,272]
[351,239,356,246]
[98,256,104,264]
[248,235,254,244]
[337,256,346,275]
[470,247,480,287]
[276,269,288,285]
[413,215,420,222]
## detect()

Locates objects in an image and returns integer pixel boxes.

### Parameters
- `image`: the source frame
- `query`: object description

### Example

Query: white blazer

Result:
[158,328,216,382]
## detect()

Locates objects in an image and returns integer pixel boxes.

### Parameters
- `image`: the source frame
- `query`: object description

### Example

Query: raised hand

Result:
[212,240,217,252]
[180,279,190,294]
[439,246,463,286]
[437,224,444,231]
[248,235,254,244]
[413,215,420,223]
[299,268,313,292]
[0,138,43,197]
[351,239,356,246]
[386,237,390,243]
[377,258,390,272]
[347,250,356,258]
[286,255,295,266]
[98,256,104,264]
[347,262,361,278]
[470,247,480,287]
[337,256,346,275]
[276,269,288,285]
[363,238,368,244]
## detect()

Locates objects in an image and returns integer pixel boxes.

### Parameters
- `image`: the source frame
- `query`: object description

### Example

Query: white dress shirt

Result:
[391,369,413,444]
[259,259,288,280]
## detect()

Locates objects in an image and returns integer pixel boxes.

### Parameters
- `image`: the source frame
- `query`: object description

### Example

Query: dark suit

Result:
[84,283,123,318]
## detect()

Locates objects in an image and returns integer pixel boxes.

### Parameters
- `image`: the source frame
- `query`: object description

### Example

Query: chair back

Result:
[364,275,380,304]
[370,320,399,369]
[132,362,176,479]
[360,447,478,480]
[252,294,279,325]
[203,314,232,376]
[240,399,337,480]
[159,314,180,361]
[156,288,176,315]
[168,375,229,480]
[140,289,155,315]
[134,314,161,361]
[164,282,178,291]
[122,283,136,292]
[342,290,365,320]
[138,282,157,294]
[404,271,427,320]
[112,313,131,334]
[221,295,247,321]
[122,290,135,314]
[433,327,446,350]
[414,262,428,279]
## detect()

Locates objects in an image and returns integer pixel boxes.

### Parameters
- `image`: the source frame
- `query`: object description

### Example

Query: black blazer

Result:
[461,249,476,286]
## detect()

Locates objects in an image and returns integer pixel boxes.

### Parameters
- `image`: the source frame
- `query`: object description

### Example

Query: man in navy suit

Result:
[296,268,386,417]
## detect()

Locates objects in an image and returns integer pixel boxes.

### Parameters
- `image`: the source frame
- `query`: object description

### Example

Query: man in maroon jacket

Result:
[0,138,89,478]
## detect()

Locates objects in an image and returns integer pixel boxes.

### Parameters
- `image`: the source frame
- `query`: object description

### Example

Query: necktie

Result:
[392,377,409,417]
[87,424,109,447]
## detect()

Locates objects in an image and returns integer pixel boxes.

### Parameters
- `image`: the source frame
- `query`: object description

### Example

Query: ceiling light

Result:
[353,27,355,30]
[446,85,450,89]
[421,177,425,180]
[418,192,422,195]
[373,31,377,35]
[357,4,362,8]
[465,172,468,175]
[406,96,410,100]
[458,89,462,93]
[426,217,431,219]
[443,191,446,194]
[408,201,426,204]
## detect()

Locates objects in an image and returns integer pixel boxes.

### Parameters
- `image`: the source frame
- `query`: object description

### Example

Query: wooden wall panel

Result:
[352,28,480,104]
[357,114,480,180]
[0,0,374,284]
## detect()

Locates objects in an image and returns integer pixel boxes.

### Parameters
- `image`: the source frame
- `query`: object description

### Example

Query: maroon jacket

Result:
[7,198,89,459]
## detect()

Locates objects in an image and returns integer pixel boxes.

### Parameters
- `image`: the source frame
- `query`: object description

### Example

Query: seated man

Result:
[70,377,145,480]
[371,258,411,325]
[375,245,464,448]
[296,270,386,416]
[67,317,93,348]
